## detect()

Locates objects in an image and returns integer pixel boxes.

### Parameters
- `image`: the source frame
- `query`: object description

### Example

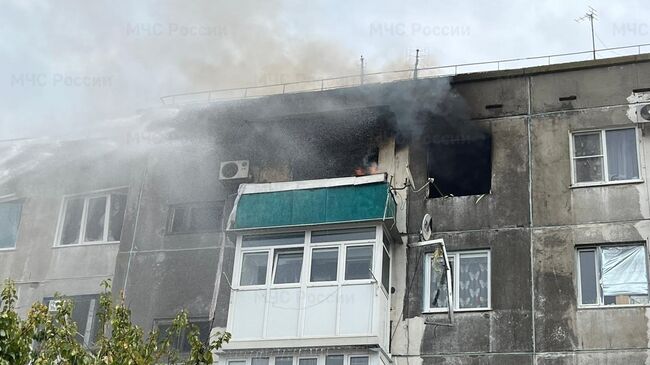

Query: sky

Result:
[1,0,649,140]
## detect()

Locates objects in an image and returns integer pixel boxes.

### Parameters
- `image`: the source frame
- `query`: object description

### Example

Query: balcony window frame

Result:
[576,242,650,308]
[569,127,643,187]
[53,188,128,247]
[423,249,491,313]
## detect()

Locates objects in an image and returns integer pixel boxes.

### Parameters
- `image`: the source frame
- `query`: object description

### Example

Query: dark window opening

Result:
[168,201,224,234]
[427,131,492,198]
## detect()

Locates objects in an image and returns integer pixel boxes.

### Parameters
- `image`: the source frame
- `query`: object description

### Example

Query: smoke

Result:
[2,0,364,140]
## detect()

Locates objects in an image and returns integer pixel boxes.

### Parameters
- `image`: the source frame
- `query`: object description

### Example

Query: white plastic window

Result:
[57,192,127,246]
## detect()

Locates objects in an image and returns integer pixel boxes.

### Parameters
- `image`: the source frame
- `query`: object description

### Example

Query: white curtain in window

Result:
[601,246,648,296]
[606,129,639,181]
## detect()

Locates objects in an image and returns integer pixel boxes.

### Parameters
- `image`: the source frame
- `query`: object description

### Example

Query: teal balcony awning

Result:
[228,174,395,231]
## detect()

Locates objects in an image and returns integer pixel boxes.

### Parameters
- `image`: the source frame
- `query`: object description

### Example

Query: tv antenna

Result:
[575,6,598,60]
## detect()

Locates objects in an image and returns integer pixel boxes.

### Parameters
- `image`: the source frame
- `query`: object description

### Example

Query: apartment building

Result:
[2,53,650,364]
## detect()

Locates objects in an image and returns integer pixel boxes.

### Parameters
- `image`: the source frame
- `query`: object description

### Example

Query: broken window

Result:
[0,200,22,249]
[44,295,100,346]
[58,191,127,245]
[156,319,210,353]
[273,249,303,284]
[424,250,490,311]
[168,201,224,234]
[427,128,492,198]
[571,128,640,184]
[578,244,649,306]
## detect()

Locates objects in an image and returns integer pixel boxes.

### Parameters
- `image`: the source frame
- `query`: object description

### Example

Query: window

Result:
[577,244,649,306]
[45,295,100,346]
[423,250,490,311]
[275,357,293,365]
[427,123,492,198]
[57,192,127,245]
[345,246,373,280]
[273,249,303,284]
[571,128,640,185]
[311,248,338,282]
[326,355,344,365]
[240,252,268,286]
[156,319,210,353]
[299,359,317,365]
[381,246,390,292]
[252,358,270,365]
[0,200,22,249]
[168,201,224,234]
[349,357,369,365]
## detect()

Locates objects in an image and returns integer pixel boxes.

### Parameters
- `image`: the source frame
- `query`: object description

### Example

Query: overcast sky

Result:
[1,0,649,139]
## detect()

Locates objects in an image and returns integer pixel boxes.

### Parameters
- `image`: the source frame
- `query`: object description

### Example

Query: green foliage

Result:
[0,279,230,365]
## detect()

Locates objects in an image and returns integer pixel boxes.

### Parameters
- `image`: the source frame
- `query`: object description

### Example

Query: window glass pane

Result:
[428,254,450,309]
[108,194,126,241]
[229,362,246,365]
[299,359,317,365]
[311,227,376,243]
[84,197,107,242]
[60,198,84,245]
[458,254,489,309]
[274,250,303,284]
[171,207,189,233]
[252,358,269,365]
[601,245,649,305]
[350,357,369,365]
[578,250,598,305]
[189,204,223,231]
[242,233,304,247]
[606,129,639,181]
[0,201,22,249]
[574,133,601,157]
[240,252,268,286]
[276,357,293,365]
[574,157,603,183]
[310,248,338,282]
[382,248,390,292]
[345,245,373,280]
[325,355,343,365]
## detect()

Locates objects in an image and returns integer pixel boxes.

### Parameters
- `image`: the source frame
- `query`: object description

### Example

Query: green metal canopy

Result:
[229,175,395,230]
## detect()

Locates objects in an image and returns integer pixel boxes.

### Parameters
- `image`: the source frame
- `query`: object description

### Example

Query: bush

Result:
[0,279,230,365]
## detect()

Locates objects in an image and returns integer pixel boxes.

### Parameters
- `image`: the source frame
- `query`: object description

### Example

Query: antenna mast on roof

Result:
[575,6,598,60]
[413,49,420,80]
[360,55,365,85]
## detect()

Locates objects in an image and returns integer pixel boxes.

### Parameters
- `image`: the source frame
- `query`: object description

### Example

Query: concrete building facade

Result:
[2,54,650,364]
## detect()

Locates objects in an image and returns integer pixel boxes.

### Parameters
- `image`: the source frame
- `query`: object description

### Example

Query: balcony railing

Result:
[160,43,650,106]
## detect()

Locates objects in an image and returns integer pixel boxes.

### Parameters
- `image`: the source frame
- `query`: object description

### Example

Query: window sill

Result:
[578,303,650,310]
[570,179,643,189]
[422,307,491,314]
[52,241,120,248]
[0,247,16,252]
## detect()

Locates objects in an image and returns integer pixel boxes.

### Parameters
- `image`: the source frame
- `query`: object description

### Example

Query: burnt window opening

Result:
[426,132,492,198]
[167,201,224,234]
[44,295,101,347]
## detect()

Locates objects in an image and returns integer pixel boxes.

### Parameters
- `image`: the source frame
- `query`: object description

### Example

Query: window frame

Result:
[44,294,100,347]
[166,200,225,235]
[153,317,211,354]
[576,242,650,308]
[233,226,387,291]
[423,249,491,313]
[0,198,23,251]
[569,127,643,187]
[53,188,128,247]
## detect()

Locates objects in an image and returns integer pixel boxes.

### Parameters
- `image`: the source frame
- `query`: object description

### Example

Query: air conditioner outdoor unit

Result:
[637,104,650,123]
[219,160,249,180]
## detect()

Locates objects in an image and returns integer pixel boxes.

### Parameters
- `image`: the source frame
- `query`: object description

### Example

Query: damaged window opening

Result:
[427,130,492,198]
[57,191,127,246]
[168,201,224,234]
[0,200,22,249]
[577,244,649,306]
[423,250,490,312]
[571,128,640,185]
